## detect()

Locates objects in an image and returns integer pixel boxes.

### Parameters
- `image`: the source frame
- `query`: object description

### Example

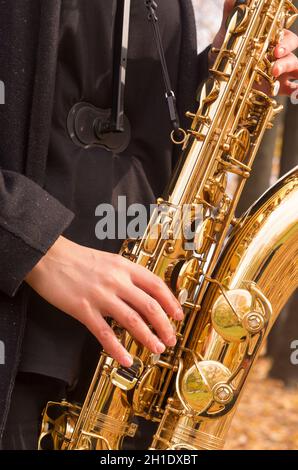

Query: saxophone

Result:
[39,0,298,450]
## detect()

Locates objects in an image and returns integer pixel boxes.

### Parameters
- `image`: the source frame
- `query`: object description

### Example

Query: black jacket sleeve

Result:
[0,0,71,298]
[0,170,74,298]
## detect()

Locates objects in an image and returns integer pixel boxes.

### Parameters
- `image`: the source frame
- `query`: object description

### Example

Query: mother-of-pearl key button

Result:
[273,80,280,97]
[178,288,189,306]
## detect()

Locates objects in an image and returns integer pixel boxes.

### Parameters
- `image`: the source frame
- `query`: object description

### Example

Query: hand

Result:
[25,236,184,368]
[210,0,298,96]
[271,30,298,95]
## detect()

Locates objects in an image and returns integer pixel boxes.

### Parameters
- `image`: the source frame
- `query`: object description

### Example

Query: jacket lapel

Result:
[26,0,62,186]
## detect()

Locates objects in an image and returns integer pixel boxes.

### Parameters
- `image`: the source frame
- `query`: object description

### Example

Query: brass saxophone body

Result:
[39,0,298,450]
[151,167,298,450]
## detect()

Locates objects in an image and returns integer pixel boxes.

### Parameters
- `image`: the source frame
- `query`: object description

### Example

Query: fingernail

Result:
[122,354,133,368]
[155,340,166,354]
[166,334,177,347]
[174,308,184,321]
[277,47,286,57]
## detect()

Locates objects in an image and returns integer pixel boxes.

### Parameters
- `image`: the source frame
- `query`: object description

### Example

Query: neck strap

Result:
[67,0,183,152]
[145,0,181,138]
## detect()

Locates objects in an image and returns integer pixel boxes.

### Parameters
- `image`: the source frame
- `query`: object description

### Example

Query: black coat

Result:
[0,0,209,436]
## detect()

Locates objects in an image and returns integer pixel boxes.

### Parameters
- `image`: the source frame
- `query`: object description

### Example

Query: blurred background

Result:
[193,0,298,450]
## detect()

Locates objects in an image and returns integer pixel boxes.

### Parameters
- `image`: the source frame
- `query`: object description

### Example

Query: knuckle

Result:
[97,327,111,343]
[103,272,119,289]
[88,250,98,272]
[93,284,105,300]
[114,254,127,268]
[108,254,124,272]
[77,297,92,316]
[147,298,160,316]
[152,276,166,293]
[126,312,140,330]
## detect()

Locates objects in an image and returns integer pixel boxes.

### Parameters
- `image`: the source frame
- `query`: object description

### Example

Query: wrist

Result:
[25,235,67,286]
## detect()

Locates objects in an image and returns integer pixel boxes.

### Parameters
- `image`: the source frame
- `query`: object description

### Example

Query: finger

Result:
[279,76,298,96]
[120,284,177,347]
[275,29,298,58]
[130,264,184,320]
[86,308,133,368]
[107,297,168,353]
[272,53,298,77]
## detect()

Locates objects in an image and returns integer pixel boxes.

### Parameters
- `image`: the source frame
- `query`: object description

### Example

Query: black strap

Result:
[101,0,182,137]
[110,0,131,132]
[145,0,182,138]
[99,0,131,134]
[67,0,183,151]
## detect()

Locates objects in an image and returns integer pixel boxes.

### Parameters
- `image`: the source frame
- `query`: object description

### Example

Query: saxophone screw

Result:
[243,312,265,334]
[166,244,175,254]
[213,383,234,405]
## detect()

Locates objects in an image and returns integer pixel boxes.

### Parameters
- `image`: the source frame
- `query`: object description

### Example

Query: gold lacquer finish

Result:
[151,169,298,450]
[39,0,298,450]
